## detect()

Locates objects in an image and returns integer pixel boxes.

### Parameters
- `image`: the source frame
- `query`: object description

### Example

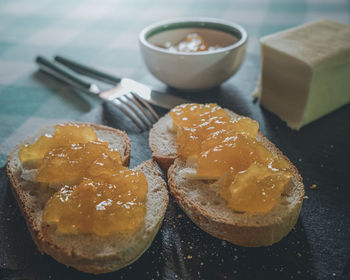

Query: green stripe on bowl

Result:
[146,21,243,40]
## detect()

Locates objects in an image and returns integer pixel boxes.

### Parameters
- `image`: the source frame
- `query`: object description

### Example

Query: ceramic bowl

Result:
[139,17,248,91]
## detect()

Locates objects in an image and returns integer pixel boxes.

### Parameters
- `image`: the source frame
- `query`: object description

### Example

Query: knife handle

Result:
[55,55,121,85]
[36,56,99,94]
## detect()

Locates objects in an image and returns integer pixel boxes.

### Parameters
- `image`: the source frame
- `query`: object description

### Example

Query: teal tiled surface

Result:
[0,86,53,115]
[0,115,28,143]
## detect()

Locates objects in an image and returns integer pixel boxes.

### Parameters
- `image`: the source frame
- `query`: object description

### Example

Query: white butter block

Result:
[256,19,350,130]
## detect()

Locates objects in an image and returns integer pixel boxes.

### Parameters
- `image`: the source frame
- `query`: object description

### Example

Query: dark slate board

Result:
[1,55,350,280]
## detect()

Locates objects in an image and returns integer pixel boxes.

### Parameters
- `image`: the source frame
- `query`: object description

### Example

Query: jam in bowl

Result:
[139,18,248,91]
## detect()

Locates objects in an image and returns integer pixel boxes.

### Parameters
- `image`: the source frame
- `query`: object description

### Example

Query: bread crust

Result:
[150,108,305,247]
[7,122,168,274]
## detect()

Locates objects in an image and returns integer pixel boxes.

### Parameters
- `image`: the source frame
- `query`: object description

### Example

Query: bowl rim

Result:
[139,17,248,56]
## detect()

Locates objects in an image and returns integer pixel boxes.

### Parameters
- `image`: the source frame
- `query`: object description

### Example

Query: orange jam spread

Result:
[19,124,148,236]
[165,33,221,53]
[42,170,148,236]
[35,141,122,184]
[170,103,293,213]
[18,123,97,169]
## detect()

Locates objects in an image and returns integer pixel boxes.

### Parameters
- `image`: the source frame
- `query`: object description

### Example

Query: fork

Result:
[36,56,160,131]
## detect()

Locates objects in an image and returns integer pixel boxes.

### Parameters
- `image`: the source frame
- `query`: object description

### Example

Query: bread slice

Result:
[149,113,178,172]
[7,122,169,274]
[150,109,304,247]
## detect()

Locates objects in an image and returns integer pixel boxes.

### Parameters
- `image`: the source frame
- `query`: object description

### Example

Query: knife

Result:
[39,55,189,109]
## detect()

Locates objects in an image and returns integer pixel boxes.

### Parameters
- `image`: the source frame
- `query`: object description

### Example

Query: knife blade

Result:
[120,78,189,109]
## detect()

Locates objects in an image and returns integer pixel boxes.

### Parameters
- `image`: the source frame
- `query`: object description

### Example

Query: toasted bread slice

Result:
[7,123,169,274]
[150,108,304,247]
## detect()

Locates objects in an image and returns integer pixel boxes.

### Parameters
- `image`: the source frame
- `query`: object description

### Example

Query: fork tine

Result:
[130,92,159,121]
[111,99,145,131]
[125,93,157,123]
[118,96,150,128]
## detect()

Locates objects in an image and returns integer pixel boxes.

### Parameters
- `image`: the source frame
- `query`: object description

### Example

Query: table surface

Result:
[1,0,350,280]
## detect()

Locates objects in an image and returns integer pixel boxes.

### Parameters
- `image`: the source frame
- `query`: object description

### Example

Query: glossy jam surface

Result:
[18,124,98,169]
[170,103,292,213]
[19,124,148,236]
[164,33,221,53]
[35,141,122,184]
[43,170,148,236]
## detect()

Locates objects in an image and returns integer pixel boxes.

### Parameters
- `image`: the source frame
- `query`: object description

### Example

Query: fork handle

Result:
[55,55,121,85]
[36,56,99,94]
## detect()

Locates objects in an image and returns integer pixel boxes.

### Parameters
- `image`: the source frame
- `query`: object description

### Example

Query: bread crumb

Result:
[310,184,317,189]
[177,214,183,218]
[297,252,302,257]
[303,195,309,199]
